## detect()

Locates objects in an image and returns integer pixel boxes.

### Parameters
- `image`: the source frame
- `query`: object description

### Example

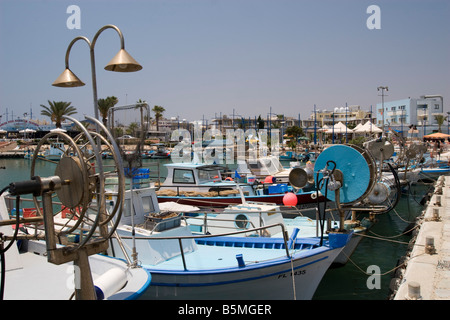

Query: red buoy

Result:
[283,192,298,206]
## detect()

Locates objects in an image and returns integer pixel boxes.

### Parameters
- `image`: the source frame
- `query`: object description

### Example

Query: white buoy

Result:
[94,268,128,300]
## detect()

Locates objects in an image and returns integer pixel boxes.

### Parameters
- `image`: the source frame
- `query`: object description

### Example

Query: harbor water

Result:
[0,157,430,300]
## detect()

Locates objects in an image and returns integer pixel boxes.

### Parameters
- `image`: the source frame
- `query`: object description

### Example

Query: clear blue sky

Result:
[1,0,449,123]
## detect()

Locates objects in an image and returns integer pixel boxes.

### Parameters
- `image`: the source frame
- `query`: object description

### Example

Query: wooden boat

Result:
[155,162,322,207]
[107,186,351,300]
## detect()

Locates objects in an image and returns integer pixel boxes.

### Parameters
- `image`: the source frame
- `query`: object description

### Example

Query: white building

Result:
[376,95,445,137]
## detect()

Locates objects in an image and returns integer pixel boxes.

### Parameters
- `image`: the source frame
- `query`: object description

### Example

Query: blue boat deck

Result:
[143,236,323,272]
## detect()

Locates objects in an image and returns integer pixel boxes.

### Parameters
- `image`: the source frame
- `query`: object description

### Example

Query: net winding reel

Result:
[8,116,126,299]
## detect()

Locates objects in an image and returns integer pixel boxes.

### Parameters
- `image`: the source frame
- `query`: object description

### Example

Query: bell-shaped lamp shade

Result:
[52,68,85,87]
[104,49,142,72]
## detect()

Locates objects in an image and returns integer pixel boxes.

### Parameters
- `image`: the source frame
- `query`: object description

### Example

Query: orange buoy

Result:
[283,192,298,206]
[264,176,274,183]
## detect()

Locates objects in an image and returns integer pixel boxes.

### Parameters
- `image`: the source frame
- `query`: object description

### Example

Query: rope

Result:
[389,206,418,224]
[288,237,297,300]
[342,221,427,277]
[343,249,427,276]
[356,231,413,243]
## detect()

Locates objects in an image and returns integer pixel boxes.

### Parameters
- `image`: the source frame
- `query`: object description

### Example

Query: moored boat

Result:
[0,193,151,300]
[108,186,351,300]
[155,162,321,207]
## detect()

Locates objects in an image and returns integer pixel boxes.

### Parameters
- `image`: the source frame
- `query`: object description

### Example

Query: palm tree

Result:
[98,96,118,126]
[286,126,303,150]
[126,122,139,137]
[40,100,77,128]
[434,114,447,132]
[152,105,165,131]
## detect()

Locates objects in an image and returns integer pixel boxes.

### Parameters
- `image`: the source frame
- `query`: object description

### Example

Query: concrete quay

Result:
[392,175,450,300]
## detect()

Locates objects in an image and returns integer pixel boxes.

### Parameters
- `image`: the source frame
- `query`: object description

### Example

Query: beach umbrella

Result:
[50,128,67,133]
[325,122,352,133]
[423,132,450,140]
[19,128,36,134]
[354,121,382,133]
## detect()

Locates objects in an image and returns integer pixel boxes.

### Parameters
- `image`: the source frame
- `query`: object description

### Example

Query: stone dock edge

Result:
[391,175,450,300]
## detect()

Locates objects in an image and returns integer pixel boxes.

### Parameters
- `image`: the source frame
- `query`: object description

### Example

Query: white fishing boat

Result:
[45,142,65,161]
[0,193,151,300]
[1,115,152,300]
[156,162,321,207]
[236,154,303,184]
[149,143,170,159]
[185,200,372,266]
[107,186,351,300]
[419,165,450,181]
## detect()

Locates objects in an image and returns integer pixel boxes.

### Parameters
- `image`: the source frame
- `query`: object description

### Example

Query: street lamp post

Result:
[332,112,335,144]
[447,111,450,135]
[377,86,388,136]
[345,102,348,143]
[51,25,143,296]
[314,104,317,145]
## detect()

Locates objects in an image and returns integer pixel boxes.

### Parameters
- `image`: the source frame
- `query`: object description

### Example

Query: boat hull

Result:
[157,192,323,207]
[419,168,450,180]
[140,246,342,300]
[111,231,350,300]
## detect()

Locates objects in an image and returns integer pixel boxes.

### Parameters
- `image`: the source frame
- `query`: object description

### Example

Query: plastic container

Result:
[144,213,181,231]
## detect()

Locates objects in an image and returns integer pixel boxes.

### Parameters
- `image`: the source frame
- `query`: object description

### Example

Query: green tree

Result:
[126,122,139,136]
[152,105,165,131]
[40,100,77,128]
[286,126,303,142]
[98,96,118,126]
[434,114,447,132]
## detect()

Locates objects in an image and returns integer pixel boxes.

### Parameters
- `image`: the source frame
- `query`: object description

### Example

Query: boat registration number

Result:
[277,270,306,278]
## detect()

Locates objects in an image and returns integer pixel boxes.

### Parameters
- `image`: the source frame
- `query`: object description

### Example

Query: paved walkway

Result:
[393,175,450,300]
[0,141,18,151]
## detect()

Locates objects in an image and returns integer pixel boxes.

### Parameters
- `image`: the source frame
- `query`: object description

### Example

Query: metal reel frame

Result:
[31,131,92,236]
[314,144,378,206]
[29,116,125,250]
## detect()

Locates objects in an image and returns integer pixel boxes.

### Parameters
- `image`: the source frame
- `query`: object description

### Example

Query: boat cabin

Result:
[160,163,238,193]
[237,155,296,183]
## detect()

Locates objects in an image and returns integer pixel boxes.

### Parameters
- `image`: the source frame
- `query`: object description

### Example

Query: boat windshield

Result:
[269,157,284,172]
[258,158,278,175]
[198,169,221,183]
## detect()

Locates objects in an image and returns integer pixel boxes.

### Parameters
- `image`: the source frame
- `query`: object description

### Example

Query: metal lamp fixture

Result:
[104,49,142,72]
[52,68,85,87]
[52,24,142,121]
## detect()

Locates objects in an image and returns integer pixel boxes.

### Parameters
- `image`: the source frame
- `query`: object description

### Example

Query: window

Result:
[198,169,218,182]
[235,214,250,229]
[435,104,440,110]
[142,196,155,213]
[123,199,133,217]
[173,169,195,184]
[391,107,396,111]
